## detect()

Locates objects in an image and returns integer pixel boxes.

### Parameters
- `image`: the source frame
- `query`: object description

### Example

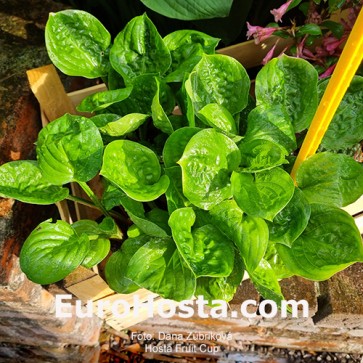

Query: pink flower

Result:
[270,0,293,23]
[322,36,346,54]
[246,22,277,44]
[262,43,278,65]
[319,64,336,79]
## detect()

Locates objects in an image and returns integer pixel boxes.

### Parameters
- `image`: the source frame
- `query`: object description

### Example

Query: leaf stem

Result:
[77,181,111,217]
[66,194,126,223]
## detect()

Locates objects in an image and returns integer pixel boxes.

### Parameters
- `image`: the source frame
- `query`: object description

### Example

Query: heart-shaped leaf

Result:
[186,54,250,115]
[196,252,244,302]
[178,128,240,210]
[277,204,363,280]
[45,10,110,78]
[268,188,311,247]
[101,140,169,202]
[0,161,68,204]
[20,220,89,284]
[126,236,196,301]
[296,152,363,207]
[232,168,295,221]
[110,14,171,83]
[255,55,318,132]
[36,114,103,185]
[164,30,219,82]
[169,207,235,277]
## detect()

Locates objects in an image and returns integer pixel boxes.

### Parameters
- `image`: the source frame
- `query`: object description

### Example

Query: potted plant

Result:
[0,10,362,308]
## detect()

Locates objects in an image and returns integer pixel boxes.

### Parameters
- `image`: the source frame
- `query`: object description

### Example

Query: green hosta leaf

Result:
[72,217,122,240]
[255,55,318,132]
[164,30,219,82]
[140,0,233,20]
[127,236,196,301]
[238,139,289,173]
[98,113,149,137]
[110,14,171,83]
[77,87,132,113]
[196,252,244,302]
[264,242,293,279]
[91,114,120,128]
[181,76,196,126]
[0,161,68,204]
[36,114,103,185]
[236,216,269,273]
[207,199,244,243]
[146,208,171,235]
[249,259,285,307]
[101,140,169,202]
[163,127,201,168]
[45,10,110,78]
[81,238,110,268]
[178,128,241,210]
[69,218,116,268]
[232,168,295,221]
[319,76,363,151]
[19,220,89,284]
[109,75,174,116]
[164,166,190,214]
[277,204,363,280]
[105,235,148,294]
[105,75,155,115]
[244,105,296,153]
[186,54,250,115]
[268,188,311,247]
[101,180,126,211]
[151,78,174,134]
[102,180,169,237]
[169,207,235,277]
[197,103,237,135]
[296,152,363,207]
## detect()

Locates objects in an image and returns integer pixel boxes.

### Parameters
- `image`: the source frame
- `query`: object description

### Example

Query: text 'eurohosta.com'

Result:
[55,294,309,319]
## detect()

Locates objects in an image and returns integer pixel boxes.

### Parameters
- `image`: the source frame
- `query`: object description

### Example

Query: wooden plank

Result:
[66,275,115,302]
[354,214,363,234]
[67,83,107,107]
[96,293,179,331]
[26,64,76,121]
[342,196,363,216]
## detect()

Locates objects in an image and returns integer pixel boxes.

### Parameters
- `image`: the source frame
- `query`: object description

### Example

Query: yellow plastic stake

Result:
[290,7,363,183]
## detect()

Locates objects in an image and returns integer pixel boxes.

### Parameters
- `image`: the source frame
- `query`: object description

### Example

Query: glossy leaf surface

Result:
[277,204,363,280]
[296,152,363,207]
[45,10,110,78]
[110,14,171,82]
[20,220,89,284]
[232,168,295,221]
[169,208,235,277]
[126,236,196,301]
[36,114,103,185]
[186,54,250,114]
[255,55,318,132]
[164,30,219,82]
[0,161,68,204]
[178,128,240,210]
[101,140,169,202]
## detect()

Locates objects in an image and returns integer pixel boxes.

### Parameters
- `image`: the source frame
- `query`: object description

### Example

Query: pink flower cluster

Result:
[246,0,362,76]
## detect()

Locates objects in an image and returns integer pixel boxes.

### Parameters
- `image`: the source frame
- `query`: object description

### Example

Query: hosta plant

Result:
[1,10,363,306]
